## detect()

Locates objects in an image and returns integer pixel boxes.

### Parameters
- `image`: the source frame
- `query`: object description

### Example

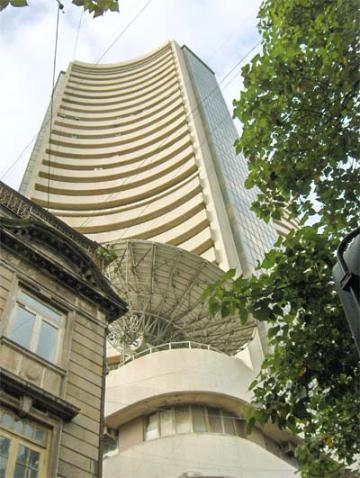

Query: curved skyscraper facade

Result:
[21,41,298,477]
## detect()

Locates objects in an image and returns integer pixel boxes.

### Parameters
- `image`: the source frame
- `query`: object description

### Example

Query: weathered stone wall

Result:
[0,237,107,477]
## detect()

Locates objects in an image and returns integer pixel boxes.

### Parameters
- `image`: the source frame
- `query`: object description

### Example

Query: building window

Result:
[222,411,236,435]
[175,406,191,434]
[0,408,47,478]
[144,414,160,441]
[159,409,174,437]
[144,406,245,441]
[191,406,206,433]
[103,434,118,459]
[207,407,222,433]
[7,289,63,364]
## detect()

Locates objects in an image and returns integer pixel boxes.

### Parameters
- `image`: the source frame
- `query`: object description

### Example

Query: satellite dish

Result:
[107,240,256,355]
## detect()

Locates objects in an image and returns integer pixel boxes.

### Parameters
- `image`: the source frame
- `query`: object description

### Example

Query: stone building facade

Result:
[0,181,127,477]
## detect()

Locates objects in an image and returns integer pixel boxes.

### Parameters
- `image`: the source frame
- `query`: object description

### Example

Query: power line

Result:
[47,1,62,210]
[219,41,260,87]
[96,0,153,63]
[0,134,37,181]
[72,8,83,60]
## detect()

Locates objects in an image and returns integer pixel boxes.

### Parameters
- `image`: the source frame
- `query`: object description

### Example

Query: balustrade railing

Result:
[108,341,222,370]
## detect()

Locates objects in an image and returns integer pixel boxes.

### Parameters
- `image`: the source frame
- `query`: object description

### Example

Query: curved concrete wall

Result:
[103,433,297,478]
[22,41,243,270]
[105,348,255,424]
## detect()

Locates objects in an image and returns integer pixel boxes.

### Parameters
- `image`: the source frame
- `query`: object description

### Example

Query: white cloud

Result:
[0,0,262,189]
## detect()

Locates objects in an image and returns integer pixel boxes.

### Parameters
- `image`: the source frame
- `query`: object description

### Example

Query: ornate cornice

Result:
[0,182,127,322]
[0,181,96,260]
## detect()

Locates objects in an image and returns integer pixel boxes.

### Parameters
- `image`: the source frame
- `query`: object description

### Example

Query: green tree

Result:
[0,0,119,17]
[206,0,360,476]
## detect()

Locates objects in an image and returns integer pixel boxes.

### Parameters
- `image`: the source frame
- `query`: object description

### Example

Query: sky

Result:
[0,0,263,190]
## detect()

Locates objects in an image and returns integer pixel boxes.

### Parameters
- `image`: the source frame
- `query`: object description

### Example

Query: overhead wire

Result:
[72,8,83,60]
[47,0,62,210]
[0,134,37,181]
[96,0,153,63]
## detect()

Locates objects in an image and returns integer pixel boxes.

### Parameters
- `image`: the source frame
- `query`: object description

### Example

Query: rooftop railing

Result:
[108,341,222,370]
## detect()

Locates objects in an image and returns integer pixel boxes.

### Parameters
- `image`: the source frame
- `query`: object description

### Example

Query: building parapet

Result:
[108,340,227,369]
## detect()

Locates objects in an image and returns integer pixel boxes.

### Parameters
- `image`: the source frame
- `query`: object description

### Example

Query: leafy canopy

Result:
[0,0,119,17]
[206,0,360,476]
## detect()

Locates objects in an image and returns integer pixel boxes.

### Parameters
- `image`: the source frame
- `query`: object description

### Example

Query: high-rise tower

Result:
[20,41,297,477]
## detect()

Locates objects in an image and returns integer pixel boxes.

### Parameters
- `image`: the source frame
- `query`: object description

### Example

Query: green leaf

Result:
[10,0,27,5]
[0,0,10,10]
[268,325,280,338]
[261,249,278,269]
[222,268,236,281]
[109,1,119,12]
[246,416,256,434]
[307,360,323,372]
[249,379,258,391]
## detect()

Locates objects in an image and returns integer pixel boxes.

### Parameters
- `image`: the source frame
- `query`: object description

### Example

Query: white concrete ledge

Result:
[103,433,297,478]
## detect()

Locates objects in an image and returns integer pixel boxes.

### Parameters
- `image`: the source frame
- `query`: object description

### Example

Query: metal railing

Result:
[109,341,222,369]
